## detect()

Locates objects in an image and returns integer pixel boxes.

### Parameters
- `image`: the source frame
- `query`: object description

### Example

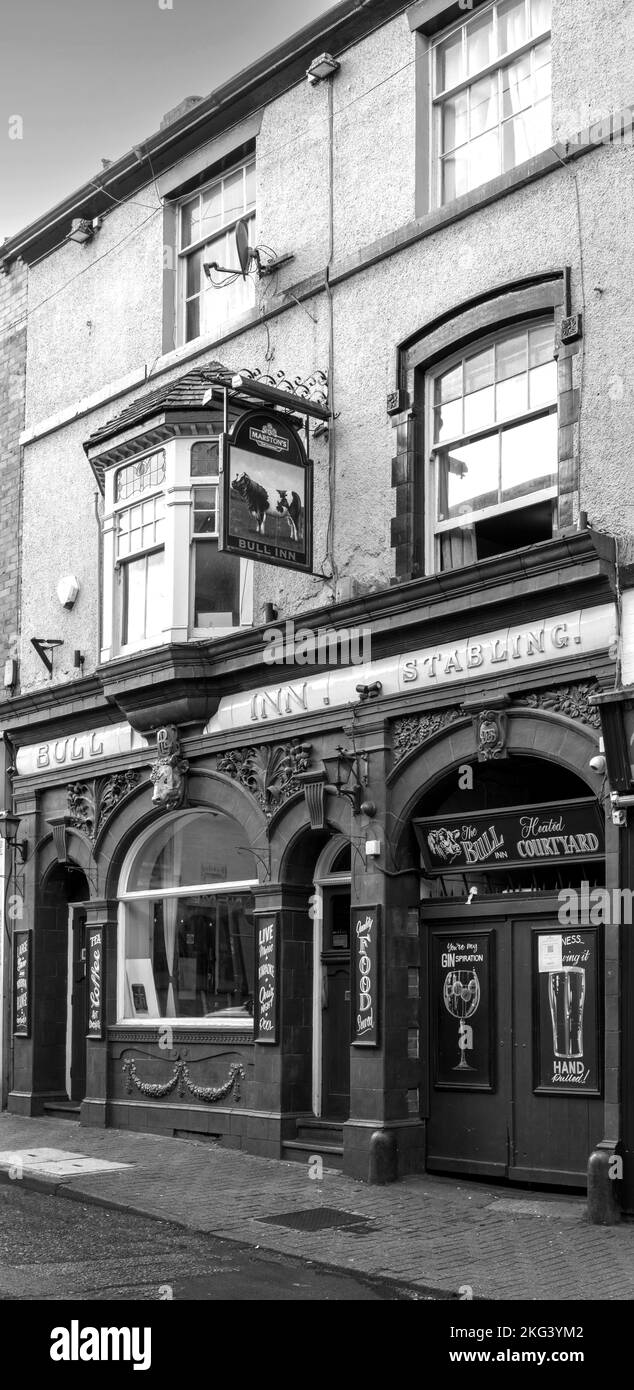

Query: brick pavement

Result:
[0,1113,632,1300]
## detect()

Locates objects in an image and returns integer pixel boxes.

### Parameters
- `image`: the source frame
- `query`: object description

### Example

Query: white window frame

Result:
[425,317,558,572]
[101,436,253,661]
[116,811,258,1028]
[430,0,552,207]
[177,157,256,346]
[112,448,167,654]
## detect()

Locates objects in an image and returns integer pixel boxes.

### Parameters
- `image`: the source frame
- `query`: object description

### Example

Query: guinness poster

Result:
[534,928,601,1095]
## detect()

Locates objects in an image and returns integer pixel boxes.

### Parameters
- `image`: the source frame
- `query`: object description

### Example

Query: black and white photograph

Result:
[0,0,633,1359]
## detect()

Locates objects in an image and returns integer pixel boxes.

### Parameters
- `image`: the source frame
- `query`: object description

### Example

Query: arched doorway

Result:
[410,754,605,1186]
[38,863,90,1111]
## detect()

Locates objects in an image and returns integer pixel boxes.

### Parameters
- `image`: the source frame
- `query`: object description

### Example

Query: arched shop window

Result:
[118,810,257,1024]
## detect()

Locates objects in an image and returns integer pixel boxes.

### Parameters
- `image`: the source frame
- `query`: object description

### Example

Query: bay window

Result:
[179,159,256,344]
[432,0,552,204]
[101,432,252,660]
[428,318,558,571]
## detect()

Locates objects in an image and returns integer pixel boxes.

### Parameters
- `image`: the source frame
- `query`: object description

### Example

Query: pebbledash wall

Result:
[0,0,633,1200]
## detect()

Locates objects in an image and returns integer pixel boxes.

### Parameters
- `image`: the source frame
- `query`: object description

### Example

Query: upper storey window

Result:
[428,318,558,571]
[432,0,552,204]
[179,159,256,344]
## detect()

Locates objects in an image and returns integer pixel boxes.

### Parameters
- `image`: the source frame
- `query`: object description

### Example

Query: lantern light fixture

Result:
[0,811,28,861]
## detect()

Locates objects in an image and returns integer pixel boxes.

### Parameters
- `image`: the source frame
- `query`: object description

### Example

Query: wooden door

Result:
[426,920,511,1178]
[509,915,603,1185]
[425,908,603,1185]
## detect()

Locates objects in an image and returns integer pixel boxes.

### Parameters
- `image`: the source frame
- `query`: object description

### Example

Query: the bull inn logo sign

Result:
[220,408,313,573]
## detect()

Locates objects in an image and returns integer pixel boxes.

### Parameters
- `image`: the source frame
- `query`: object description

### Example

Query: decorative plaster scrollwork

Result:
[512,683,601,729]
[121,1058,245,1103]
[68,770,141,842]
[392,709,462,763]
[217,740,311,817]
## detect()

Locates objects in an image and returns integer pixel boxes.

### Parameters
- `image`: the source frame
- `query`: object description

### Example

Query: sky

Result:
[0,0,335,242]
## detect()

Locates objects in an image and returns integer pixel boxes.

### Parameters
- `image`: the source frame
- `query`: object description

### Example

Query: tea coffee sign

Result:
[14,930,30,1037]
[534,928,600,1094]
[219,409,313,574]
[415,799,604,876]
[351,905,379,1046]
[254,913,278,1044]
[87,926,104,1039]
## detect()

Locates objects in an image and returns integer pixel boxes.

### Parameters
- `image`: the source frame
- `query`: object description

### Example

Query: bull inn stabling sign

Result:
[220,408,313,574]
[414,799,604,876]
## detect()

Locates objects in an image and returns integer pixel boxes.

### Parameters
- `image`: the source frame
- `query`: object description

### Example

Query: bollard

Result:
[368,1128,397,1184]
[587,1142,621,1225]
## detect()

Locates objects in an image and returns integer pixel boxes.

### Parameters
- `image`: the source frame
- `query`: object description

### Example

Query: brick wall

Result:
[0,259,26,698]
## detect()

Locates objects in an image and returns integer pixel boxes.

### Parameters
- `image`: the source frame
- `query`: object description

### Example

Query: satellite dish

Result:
[235,219,251,280]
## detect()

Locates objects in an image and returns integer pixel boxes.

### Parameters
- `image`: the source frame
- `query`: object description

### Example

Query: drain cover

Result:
[258,1207,372,1233]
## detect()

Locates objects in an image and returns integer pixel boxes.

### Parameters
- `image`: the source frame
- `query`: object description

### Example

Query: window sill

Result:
[156,305,263,381]
[115,1017,254,1029]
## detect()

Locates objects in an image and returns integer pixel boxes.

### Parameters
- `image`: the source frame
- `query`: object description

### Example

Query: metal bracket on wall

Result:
[31,637,63,677]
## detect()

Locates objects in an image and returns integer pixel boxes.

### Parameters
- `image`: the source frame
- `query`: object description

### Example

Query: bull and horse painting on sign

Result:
[219,407,313,573]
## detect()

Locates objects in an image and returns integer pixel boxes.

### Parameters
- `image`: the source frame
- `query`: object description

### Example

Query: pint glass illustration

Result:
[443,969,480,1070]
[548,966,585,1059]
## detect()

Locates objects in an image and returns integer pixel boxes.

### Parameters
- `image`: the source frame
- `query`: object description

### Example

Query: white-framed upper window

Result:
[432,0,552,205]
[189,439,241,632]
[179,159,256,345]
[114,450,167,648]
[427,317,558,572]
[117,810,257,1026]
[101,435,253,661]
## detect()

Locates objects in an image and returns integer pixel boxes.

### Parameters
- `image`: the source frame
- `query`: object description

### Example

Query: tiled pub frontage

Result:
[0,522,624,1211]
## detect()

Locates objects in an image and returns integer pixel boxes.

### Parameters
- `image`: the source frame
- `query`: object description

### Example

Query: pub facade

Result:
[0,0,632,1214]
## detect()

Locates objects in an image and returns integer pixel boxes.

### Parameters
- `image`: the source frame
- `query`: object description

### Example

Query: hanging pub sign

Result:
[219,409,313,573]
[86,926,104,1039]
[254,912,278,1044]
[14,930,31,1037]
[351,905,380,1046]
[431,930,495,1090]
[534,927,601,1095]
[414,798,604,876]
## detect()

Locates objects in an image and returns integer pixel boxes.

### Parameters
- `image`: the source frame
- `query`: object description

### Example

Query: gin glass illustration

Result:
[548,966,585,1059]
[443,969,480,1071]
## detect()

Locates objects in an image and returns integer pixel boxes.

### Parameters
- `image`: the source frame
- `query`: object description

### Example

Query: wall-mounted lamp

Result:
[322,747,375,816]
[306,52,340,85]
[66,216,102,245]
[0,811,28,862]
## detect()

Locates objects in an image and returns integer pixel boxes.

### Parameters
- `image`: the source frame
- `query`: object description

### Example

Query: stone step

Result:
[282,1139,344,1168]
[43,1102,81,1121]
